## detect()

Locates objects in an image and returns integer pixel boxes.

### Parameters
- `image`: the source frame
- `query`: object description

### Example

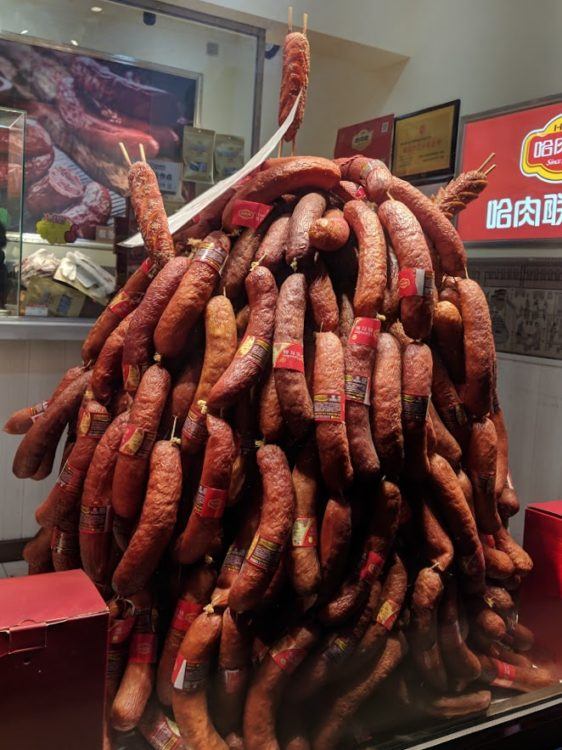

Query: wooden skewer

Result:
[484,163,496,176]
[476,152,495,172]
[277,140,283,158]
[139,143,146,163]
[119,141,132,168]
[303,12,308,35]
[288,6,293,32]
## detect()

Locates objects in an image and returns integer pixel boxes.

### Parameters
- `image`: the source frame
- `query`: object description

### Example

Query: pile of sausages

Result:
[5,154,556,750]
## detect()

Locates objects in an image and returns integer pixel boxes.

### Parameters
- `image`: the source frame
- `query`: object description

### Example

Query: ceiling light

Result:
[90,5,103,12]
[20,29,28,34]
[70,39,79,46]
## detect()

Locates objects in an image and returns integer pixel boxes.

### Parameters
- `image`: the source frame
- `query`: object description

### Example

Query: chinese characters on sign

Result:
[458,101,562,243]
[486,194,562,229]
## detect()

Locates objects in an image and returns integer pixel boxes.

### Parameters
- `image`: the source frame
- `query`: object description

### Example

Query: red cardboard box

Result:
[520,500,562,676]
[0,569,108,750]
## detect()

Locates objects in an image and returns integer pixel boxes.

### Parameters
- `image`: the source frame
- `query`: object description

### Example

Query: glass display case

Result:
[0,0,264,323]
[0,107,25,314]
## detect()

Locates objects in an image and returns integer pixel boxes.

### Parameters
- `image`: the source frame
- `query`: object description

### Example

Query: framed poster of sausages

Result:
[392,99,460,185]
[0,32,201,238]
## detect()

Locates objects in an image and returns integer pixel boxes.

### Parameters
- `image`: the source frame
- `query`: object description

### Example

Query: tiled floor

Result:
[0,560,28,578]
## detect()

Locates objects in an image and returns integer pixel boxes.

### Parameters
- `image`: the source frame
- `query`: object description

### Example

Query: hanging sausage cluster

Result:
[5,148,555,750]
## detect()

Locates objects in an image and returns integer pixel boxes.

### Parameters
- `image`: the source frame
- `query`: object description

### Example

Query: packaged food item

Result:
[214,134,245,180]
[182,127,215,183]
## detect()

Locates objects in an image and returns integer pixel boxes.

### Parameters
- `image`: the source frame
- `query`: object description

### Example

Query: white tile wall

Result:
[0,344,560,546]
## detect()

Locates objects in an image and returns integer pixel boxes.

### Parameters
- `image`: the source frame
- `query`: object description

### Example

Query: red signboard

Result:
[458,98,562,243]
[334,115,394,164]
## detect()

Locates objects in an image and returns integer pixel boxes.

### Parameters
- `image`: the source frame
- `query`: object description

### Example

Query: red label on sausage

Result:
[490,658,516,688]
[123,363,144,393]
[171,599,203,632]
[356,185,367,199]
[181,403,208,448]
[359,550,385,582]
[109,616,135,645]
[237,335,272,368]
[108,289,137,319]
[194,484,228,519]
[56,461,86,496]
[273,342,305,372]
[193,240,229,274]
[245,534,282,572]
[402,393,430,423]
[30,400,49,422]
[222,544,247,573]
[119,423,156,458]
[77,408,110,438]
[292,517,318,548]
[172,656,209,692]
[230,199,273,228]
[313,391,345,422]
[349,317,380,348]
[344,374,371,405]
[51,527,79,555]
[141,713,183,750]
[270,636,307,674]
[376,599,401,631]
[398,268,435,299]
[79,505,113,534]
[129,632,157,664]
[140,257,157,279]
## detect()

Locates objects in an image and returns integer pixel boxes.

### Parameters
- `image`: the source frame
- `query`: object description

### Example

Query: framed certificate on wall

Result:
[392,99,460,184]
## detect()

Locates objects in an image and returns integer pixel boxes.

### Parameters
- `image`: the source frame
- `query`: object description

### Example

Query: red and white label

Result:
[313,391,345,422]
[193,241,229,274]
[181,403,208,447]
[359,550,384,583]
[398,268,434,298]
[273,342,305,372]
[172,656,208,692]
[230,199,273,228]
[30,400,49,422]
[119,423,156,458]
[270,636,307,674]
[171,599,203,632]
[348,317,380,348]
[194,485,228,519]
[292,517,318,548]
[129,632,157,664]
[140,257,157,278]
[490,658,516,688]
[108,289,136,319]
[56,461,85,496]
[79,505,113,535]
